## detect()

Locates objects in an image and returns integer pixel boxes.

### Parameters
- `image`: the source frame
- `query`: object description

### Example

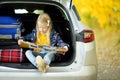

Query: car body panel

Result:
[0,66,97,80]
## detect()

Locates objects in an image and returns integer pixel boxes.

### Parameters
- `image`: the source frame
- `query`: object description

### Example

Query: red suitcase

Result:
[0,48,25,63]
[0,39,25,63]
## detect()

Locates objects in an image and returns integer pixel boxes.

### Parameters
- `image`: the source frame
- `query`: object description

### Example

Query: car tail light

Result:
[83,30,94,43]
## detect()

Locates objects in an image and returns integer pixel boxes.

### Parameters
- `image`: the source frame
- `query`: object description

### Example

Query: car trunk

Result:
[0,1,74,70]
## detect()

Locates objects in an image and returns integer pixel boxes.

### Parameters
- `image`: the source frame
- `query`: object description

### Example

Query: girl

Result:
[18,13,69,72]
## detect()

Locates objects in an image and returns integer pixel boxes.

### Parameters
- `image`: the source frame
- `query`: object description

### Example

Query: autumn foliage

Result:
[73,0,120,29]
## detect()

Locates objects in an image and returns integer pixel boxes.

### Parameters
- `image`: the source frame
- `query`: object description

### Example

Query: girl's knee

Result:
[25,50,32,55]
[44,57,50,65]
[44,54,54,65]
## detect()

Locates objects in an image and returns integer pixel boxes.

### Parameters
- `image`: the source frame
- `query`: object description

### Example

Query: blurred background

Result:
[73,0,120,80]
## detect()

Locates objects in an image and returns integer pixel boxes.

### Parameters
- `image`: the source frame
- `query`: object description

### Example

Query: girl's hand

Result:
[18,39,23,45]
[57,46,68,55]
[59,46,68,55]
[63,46,68,52]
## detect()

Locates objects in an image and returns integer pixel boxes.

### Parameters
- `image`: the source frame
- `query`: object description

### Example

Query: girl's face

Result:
[38,22,48,34]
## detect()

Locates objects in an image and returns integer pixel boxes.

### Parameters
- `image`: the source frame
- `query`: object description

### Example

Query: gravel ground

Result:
[94,28,120,80]
[97,53,120,80]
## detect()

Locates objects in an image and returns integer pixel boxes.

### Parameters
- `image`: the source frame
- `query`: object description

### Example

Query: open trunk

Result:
[0,1,74,69]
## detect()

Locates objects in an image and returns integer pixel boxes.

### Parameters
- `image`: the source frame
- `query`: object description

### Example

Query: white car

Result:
[0,0,97,80]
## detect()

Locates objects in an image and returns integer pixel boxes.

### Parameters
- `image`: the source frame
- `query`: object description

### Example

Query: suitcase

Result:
[0,16,21,39]
[0,39,20,49]
[0,39,25,63]
[0,48,25,63]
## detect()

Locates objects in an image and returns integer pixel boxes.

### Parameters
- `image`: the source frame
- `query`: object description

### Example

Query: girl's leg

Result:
[25,50,51,72]
[43,52,55,65]
[25,50,38,67]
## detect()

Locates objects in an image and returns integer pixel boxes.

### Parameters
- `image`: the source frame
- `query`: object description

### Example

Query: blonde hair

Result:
[36,13,53,45]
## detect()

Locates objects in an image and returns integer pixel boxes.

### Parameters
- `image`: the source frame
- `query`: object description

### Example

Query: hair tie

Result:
[47,20,50,26]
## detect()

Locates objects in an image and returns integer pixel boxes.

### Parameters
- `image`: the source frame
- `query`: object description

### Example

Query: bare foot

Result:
[36,56,45,72]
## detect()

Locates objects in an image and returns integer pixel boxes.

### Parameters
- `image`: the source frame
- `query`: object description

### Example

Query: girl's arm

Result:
[56,33,69,53]
[18,29,36,45]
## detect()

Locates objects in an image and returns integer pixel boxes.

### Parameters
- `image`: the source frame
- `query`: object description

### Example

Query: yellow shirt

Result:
[35,34,50,46]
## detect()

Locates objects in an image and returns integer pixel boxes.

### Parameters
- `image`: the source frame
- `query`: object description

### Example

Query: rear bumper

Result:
[0,66,97,80]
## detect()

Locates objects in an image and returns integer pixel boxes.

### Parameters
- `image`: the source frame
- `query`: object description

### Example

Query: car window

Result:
[33,9,44,14]
[14,9,44,14]
[72,5,81,21]
[14,9,28,14]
